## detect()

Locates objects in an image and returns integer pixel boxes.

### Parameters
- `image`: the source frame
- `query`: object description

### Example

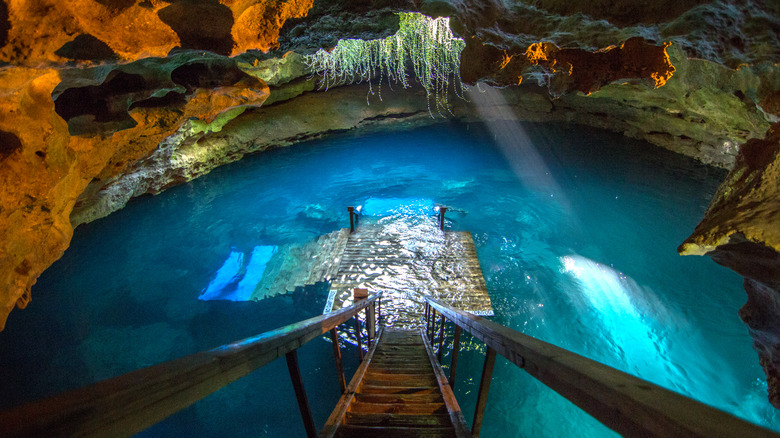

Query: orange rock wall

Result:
[1,0,313,65]
[0,0,310,329]
[0,64,269,330]
[524,37,676,95]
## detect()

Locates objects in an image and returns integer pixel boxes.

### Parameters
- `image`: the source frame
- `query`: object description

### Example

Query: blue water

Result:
[1,121,777,436]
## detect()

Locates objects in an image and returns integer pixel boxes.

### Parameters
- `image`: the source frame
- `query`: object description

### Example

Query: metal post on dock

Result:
[347,206,355,232]
[439,207,447,231]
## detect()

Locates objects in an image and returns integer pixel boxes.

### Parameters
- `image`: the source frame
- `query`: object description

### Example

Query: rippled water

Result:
[2,121,777,436]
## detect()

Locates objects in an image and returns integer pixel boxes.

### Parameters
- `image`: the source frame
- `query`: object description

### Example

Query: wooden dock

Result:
[324,220,493,327]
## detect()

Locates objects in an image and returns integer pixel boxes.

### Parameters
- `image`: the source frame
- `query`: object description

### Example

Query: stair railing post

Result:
[430,310,437,345]
[424,302,430,334]
[437,313,445,362]
[367,300,376,342]
[472,347,497,438]
[353,288,368,359]
[354,313,363,362]
[329,328,347,394]
[450,325,462,388]
[365,308,372,349]
[376,296,381,326]
[439,207,447,231]
[285,350,317,438]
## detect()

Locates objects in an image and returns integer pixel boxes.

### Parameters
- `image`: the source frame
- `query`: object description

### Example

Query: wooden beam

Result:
[330,328,347,394]
[320,327,384,437]
[354,313,364,362]
[450,325,462,389]
[472,347,496,438]
[437,313,445,363]
[286,350,316,438]
[420,328,472,437]
[425,297,779,438]
[0,294,380,438]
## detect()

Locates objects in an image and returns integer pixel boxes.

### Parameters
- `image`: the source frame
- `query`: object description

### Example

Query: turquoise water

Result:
[1,121,777,435]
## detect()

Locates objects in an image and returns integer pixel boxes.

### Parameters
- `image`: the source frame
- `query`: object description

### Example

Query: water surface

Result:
[1,121,775,436]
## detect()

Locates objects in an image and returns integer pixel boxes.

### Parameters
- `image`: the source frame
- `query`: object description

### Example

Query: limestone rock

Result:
[0,53,269,330]
[523,37,676,96]
[740,279,780,408]
[680,122,780,257]
[680,122,780,405]
[0,0,315,65]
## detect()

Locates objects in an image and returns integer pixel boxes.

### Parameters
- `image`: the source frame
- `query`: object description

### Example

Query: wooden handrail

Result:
[425,296,779,438]
[0,293,381,438]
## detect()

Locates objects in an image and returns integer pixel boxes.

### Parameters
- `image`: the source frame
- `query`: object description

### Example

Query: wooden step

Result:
[355,393,444,404]
[363,371,434,379]
[361,376,438,387]
[345,412,454,427]
[335,425,457,438]
[357,385,440,395]
[349,402,448,415]
[375,345,427,352]
[371,358,431,370]
[367,367,433,374]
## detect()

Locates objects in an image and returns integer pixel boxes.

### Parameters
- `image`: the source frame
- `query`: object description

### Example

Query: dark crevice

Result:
[54,70,146,123]
[158,0,234,55]
[170,61,247,91]
[360,111,427,122]
[129,91,187,110]
[0,130,22,160]
[93,0,136,11]
[0,1,9,48]
[54,34,118,61]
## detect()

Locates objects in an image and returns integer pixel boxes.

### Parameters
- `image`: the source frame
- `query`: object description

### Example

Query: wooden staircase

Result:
[321,328,471,437]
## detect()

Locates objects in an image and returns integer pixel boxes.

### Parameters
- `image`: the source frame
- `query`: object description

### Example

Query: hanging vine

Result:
[305,12,466,116]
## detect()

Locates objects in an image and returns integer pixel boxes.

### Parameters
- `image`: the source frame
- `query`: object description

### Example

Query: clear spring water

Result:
[1,121,778,436]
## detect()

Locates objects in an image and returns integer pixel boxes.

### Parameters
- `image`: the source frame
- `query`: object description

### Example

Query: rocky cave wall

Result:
[1,0,780,406]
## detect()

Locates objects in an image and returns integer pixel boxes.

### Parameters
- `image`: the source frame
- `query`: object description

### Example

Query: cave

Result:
[0,1,779,437]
